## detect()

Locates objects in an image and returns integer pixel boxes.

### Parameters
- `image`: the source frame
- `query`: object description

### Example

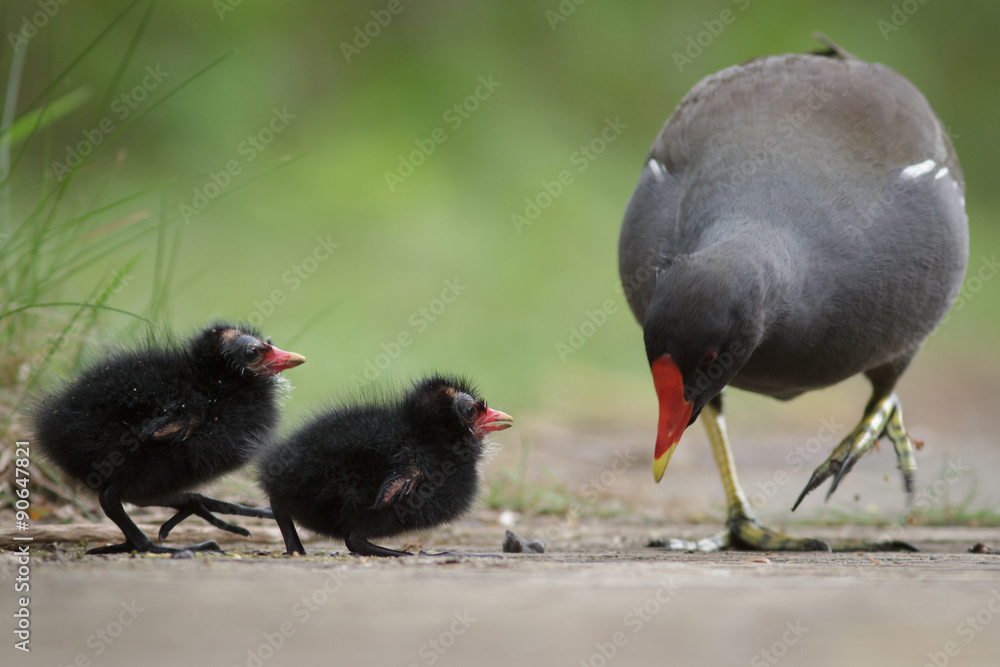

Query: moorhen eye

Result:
[259,376,513,557]
[619,35,965,552]
[244,347,261,362]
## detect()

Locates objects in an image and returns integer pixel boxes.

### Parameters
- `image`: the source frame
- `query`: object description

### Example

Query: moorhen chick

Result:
[618,36,967,551]
[32,322,305,554]
[259,376,513,557]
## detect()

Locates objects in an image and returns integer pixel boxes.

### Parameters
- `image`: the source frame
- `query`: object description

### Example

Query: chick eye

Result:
[244,347,261,362]
[699,350,718,367]
[457,401,478,422]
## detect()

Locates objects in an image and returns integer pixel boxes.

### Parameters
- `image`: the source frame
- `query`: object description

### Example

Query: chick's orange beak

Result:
[261,345,306,374]
[652,354,692,482]
[475,407,514,435]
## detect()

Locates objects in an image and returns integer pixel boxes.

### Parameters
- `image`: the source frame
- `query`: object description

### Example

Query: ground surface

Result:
[2,519,1000,667]
[3,368,1000,667]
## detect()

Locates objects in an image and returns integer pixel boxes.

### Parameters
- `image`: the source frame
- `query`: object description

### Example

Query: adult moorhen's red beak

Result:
[652,354,692,483]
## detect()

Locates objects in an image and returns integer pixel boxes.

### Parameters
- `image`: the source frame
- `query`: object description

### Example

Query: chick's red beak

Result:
[652,354,693,483]
[474,407,514,437]
[261,345,306,374]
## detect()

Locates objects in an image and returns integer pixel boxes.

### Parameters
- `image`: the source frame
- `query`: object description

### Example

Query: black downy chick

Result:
[259,376,513,557]
[31,322,305,554]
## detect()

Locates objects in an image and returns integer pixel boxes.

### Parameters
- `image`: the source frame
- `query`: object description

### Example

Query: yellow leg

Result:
[703,397,753,517]
[793,393,917,510]
[654,395,830,552]
[885,398,918,494]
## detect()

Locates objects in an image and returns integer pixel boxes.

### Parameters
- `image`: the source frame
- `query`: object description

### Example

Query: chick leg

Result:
[87,483,222,555]
[158,493,274,542]
[272,504,306,555]
[344,531,415,558]
[653,394,831,552]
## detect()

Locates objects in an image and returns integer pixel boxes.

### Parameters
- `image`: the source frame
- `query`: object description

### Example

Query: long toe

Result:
[793,395,897,509]
[140,541,222,555]
[158,510,193,542]
[884,396,919,494]
[86,540,222,555]
[345,532,415,558]
[648,519,830,553]
[190,510,252,538]
[418,550,504,558]
[184,494,275,519]
[86,542,138,555]
[648,529,732,553]
[160,501,255,541]
[821,538,920,552]
[791,457,841,511]
[729,515,831,552]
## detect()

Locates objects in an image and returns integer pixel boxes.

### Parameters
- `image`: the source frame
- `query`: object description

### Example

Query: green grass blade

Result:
[0,302,155,324]
[19,0,144,114]
[0,86,94,145]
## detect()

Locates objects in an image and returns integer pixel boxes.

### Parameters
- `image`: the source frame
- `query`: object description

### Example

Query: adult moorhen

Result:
[619,36,967,551]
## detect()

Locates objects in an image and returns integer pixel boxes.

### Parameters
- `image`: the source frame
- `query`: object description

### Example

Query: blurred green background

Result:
[2,0,998,432]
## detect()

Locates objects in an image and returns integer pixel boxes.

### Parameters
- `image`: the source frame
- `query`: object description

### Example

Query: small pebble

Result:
[171,550,195,559]
[503,530,545,553]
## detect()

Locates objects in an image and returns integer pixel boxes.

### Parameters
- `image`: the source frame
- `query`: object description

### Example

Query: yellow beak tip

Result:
[653,447,675,483]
